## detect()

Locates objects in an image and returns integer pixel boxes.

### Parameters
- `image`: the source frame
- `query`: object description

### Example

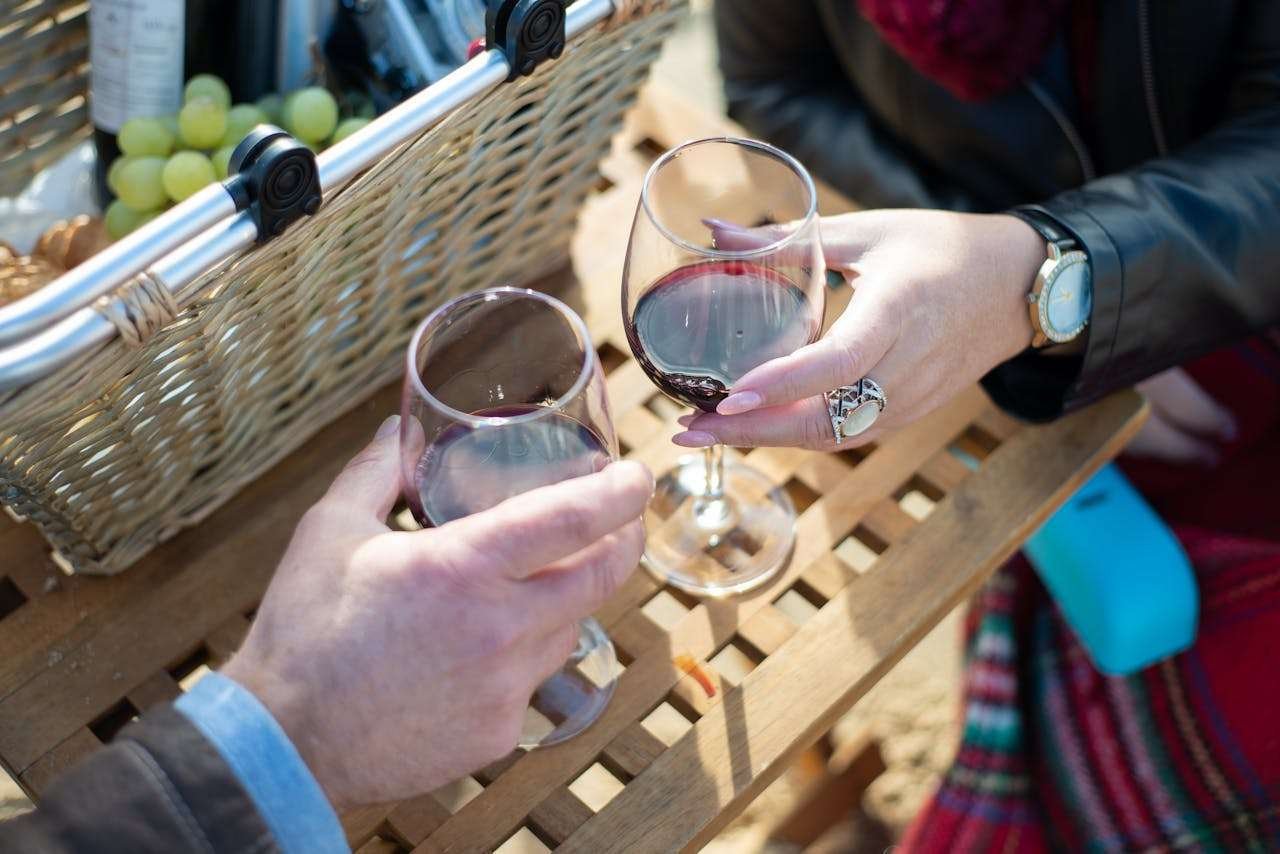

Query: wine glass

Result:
[622,137,825,597]
[400,286,620,748]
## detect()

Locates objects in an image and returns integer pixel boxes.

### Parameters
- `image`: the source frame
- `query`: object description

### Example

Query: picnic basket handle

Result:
[0,0,673,394]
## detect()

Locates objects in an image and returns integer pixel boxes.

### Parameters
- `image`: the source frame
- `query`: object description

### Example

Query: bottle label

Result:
[89,0,185,133]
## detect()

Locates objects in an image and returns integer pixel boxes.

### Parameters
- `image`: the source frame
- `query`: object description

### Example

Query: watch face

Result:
[1045,260,1091,337]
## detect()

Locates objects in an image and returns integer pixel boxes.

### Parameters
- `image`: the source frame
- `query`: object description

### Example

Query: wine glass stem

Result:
[704,443,725,501]
[693,444,734,532]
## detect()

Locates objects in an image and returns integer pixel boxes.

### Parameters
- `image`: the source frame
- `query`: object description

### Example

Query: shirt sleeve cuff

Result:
[175,671,348,854]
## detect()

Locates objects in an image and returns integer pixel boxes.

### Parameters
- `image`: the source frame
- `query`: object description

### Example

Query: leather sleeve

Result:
[713,0,978,211]
[0,707,278,854]
[985,1,1280,420]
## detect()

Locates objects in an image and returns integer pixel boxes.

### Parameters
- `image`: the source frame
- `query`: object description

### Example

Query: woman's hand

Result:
[672,209,1045,451]
[1127,367,1237,466]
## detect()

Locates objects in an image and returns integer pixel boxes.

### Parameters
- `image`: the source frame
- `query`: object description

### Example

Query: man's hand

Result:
[223,415,652,809]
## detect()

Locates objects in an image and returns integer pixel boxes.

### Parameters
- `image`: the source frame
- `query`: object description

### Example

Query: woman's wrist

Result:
[987,213,1045,360]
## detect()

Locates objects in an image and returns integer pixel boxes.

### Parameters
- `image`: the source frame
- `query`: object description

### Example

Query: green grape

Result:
[105,201,164,240]
[160,114,181,139]
[330,117,370,145]
[117,117,175,157]
[212,146,235,180]
[183,74,231,110]
[284,87,338,144]
[162,151,216,202]
[116,157,168,212]
[106,156,133,196]
[221,103,268,148]
[105,199,144,240]
[178,98,227,149]
[255,93,284,125]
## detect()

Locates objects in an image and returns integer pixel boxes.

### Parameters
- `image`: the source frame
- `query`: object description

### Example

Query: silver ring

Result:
[825,378,887,443]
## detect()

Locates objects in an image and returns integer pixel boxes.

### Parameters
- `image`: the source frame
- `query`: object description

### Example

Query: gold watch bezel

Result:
[1027,244,1089,346]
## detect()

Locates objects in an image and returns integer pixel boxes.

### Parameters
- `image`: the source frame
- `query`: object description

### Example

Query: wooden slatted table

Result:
[0,83,1146,853]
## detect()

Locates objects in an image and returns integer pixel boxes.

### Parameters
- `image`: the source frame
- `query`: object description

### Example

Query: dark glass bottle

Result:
[88,1,281,206]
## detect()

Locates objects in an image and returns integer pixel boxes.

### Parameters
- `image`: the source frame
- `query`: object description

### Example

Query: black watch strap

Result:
[1010,208,1076,252]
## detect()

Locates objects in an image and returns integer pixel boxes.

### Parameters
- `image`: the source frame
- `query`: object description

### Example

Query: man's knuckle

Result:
[593,559,622,606]
[557,501,595,538]
[475,620,522,659]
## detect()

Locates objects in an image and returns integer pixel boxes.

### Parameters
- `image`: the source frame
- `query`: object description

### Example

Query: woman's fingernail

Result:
[718,391,762,415]
[701,217,747,233]
[376,414,401,439]
[677,414,697,428]
[1220,418,1238,442]
[672,431,717,448]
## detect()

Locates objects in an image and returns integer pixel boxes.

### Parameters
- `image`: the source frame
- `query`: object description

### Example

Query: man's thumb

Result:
[324,415,407,520]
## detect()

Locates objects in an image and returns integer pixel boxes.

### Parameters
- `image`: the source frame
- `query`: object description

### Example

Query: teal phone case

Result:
[1023,463,1199,675]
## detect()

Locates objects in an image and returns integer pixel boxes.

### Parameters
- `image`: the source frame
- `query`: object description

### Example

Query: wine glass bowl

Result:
[401,287,621,748]
[622,137,825,597]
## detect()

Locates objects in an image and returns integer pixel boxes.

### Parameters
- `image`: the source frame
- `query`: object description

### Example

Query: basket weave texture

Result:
[0,2,683,574]
[0,0,90,198]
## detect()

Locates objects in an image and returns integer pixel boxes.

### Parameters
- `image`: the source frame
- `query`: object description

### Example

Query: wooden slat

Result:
[526,787,596,845]
[343,804,395,849]
[558,391,1146,853]
[735,604,798,658]
[606,610,666,662]
[126,671,183,711]
[861,499,918,546]
[799,554,860,603]
[916,449,971,495]
[204,613,252,662]
[15,727,99,799]
[600,723,667,780]
[384,794,453,847]
[768,732,887,846]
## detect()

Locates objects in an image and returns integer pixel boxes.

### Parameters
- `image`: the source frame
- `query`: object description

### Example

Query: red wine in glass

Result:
[415,405,612,525]
[625,260,821,413]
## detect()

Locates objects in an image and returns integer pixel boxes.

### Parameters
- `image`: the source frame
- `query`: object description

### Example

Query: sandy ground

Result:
[1,770,27,821]
[0,3,966,844]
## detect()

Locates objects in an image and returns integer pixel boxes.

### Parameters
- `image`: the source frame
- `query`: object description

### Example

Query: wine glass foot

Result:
[642,454,796,598]
[517,617,619,749]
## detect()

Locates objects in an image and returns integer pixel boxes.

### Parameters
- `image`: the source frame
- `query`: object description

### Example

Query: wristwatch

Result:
[1012,210,1093,348]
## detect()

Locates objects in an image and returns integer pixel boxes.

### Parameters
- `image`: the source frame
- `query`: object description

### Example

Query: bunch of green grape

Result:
[105,74,372,241]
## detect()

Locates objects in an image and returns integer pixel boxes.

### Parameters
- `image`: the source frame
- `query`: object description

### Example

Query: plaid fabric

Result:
[903,339,1280,853]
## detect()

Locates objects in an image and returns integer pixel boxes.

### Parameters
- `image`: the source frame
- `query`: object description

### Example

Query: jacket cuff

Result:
[982,202,1126,420]
[176,672,348,854]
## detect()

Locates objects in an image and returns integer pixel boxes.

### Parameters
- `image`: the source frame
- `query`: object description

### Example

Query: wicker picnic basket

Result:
[0,0,684,575]
[0,1,92,198]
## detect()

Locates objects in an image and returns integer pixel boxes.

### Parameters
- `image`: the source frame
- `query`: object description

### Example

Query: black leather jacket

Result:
[715,1,1280,420]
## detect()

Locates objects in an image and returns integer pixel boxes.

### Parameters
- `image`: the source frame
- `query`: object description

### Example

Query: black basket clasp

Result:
[225,126,323,244]
[486,0,567,81]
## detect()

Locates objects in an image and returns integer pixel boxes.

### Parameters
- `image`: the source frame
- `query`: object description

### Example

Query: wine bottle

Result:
[88,1,283,206]
[88,0,185,206]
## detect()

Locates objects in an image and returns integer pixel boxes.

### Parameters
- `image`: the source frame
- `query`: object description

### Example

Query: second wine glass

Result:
[622,137,825,597]
[400,286,621,748]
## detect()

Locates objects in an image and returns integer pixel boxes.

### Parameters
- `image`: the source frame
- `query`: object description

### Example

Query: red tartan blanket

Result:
[902,337,1280,851]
